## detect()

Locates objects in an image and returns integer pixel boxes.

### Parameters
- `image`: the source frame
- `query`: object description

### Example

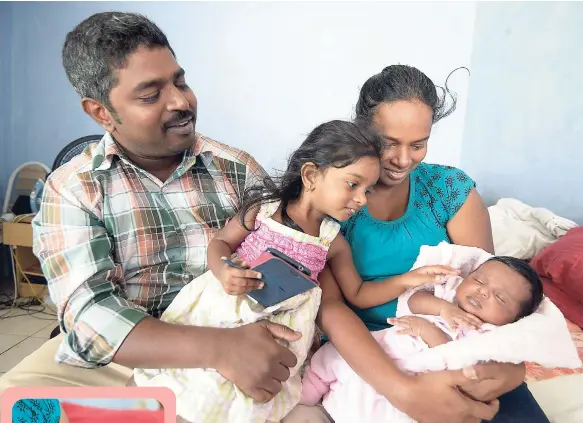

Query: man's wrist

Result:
[184,325,228,370]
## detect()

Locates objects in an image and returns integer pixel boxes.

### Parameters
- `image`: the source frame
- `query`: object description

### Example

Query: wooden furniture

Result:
[2,215,48,299]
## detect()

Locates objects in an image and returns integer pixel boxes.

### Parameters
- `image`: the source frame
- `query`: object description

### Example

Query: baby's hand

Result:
[403,265,461,288]
[218,257,264,295]
[389,316,430,337]
[440,304,482,330]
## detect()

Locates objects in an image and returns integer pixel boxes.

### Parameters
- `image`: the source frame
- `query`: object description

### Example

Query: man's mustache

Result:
[163,110,195,130]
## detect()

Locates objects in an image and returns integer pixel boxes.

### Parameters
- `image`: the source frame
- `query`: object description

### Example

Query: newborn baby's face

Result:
[454,261,532,326]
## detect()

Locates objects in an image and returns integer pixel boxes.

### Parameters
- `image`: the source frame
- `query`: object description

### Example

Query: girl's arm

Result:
[207,206,263,294]
[327,235,458,309]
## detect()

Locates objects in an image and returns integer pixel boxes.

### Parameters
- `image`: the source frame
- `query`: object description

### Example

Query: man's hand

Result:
[459,362,526,402]
[213,320,302,402]
[386,371,500,423]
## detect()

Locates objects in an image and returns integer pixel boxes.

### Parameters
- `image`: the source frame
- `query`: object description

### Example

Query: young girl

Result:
[133,120,457,423]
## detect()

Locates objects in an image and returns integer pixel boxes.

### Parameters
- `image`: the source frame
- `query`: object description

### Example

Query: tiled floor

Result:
[0,305,57,376]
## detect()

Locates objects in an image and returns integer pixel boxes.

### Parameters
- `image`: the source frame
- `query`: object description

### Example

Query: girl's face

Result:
[312,156,380,222]
[373,99,433,187]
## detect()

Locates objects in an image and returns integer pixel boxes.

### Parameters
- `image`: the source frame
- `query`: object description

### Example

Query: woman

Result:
[12,399,69,423]
[285,65,549,423]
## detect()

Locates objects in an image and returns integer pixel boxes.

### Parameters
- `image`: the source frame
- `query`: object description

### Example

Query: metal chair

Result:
[51,135,102,171]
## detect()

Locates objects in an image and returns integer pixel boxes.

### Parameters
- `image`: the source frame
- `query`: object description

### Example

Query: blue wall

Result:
[0,2,14,208]
[462,2,583,224]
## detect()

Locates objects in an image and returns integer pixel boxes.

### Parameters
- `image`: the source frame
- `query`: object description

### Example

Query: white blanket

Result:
[308,243,581,423]
[488,198,578,259]
[397,242,582,372]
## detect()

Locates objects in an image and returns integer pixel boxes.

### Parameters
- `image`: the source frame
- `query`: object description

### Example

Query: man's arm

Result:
[33,175,152,368]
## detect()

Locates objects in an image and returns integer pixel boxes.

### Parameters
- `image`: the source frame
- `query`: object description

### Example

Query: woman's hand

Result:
[386,371,500,423]
[403,265,461,288]
[440,303,483,330]
[458,362,526,402]
[217,257,264,295]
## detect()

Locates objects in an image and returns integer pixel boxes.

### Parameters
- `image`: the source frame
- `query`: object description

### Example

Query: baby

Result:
[300,255,544,423]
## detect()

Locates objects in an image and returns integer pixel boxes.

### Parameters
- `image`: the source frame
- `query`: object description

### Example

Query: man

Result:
[0,10,305,416]
[0,11,504,423]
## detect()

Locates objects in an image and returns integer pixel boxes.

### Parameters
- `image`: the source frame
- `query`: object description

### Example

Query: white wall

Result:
[4,1,476,186]
[462,2,583,223]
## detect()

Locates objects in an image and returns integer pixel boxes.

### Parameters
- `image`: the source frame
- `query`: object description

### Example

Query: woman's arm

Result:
[446,187,524,400]
[446,188,494,254]
[317,266,499,423]
[317,265,411,393]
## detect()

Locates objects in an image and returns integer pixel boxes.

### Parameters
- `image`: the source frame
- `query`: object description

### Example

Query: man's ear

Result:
[81,98,117,132]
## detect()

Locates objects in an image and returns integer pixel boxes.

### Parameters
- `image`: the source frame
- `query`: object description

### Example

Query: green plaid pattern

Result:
[32,133,267,368]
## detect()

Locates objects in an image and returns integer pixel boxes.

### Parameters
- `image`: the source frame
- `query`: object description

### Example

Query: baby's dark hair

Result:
[485,256,544,320]
[239,120,384,231]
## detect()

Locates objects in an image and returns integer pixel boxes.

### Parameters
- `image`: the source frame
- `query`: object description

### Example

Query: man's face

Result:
[106,46,198,158]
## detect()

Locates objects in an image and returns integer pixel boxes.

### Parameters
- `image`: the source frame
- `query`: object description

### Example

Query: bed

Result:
[489,200,583,423]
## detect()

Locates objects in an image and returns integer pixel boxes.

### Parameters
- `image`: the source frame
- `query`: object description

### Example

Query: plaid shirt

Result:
[33,132,267,368]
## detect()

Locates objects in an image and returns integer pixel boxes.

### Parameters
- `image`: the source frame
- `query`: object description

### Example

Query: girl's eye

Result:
[347,181,357,189]
[365,188,373,195]
[496,294,506,304]
[474,278,483,284]
[140,92,160,103]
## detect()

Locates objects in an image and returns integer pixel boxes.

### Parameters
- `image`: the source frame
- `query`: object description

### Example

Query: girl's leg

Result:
[490,383,550,423]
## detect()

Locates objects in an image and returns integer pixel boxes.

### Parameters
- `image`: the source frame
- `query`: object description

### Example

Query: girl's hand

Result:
[440,304,483,330]
[403,265,461,288]
[218,257,264,295]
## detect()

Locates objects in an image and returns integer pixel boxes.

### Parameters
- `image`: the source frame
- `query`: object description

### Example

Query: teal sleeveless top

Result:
[12,399,61,423]
[341,163,476,331]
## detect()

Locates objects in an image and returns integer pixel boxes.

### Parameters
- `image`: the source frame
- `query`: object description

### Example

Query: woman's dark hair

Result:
[485,256,544,320]
[239,120,384,231]
[355,64,468,124]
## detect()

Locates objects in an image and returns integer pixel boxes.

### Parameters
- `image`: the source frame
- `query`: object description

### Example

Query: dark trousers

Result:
[490,382,549,423]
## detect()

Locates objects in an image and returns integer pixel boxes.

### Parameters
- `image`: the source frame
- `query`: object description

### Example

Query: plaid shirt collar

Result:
[89,132,211,176]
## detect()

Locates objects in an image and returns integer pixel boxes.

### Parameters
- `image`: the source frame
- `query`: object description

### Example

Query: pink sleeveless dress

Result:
[134,200,341,423]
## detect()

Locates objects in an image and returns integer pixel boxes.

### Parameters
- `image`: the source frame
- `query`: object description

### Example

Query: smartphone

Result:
[265,248,312,277]
[223,250,317,307]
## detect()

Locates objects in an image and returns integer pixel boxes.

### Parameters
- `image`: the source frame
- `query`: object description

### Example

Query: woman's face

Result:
[373,99,433,187]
